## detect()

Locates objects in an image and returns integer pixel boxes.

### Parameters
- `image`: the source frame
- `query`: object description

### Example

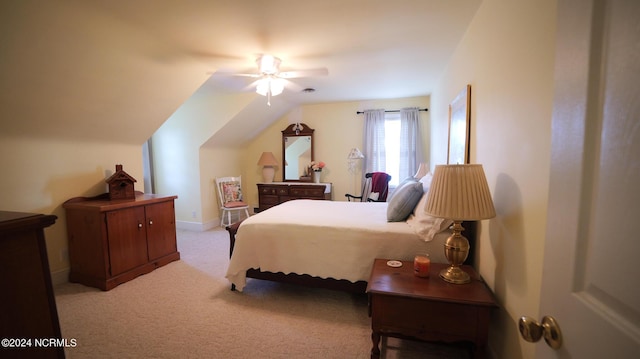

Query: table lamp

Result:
[424,164,496,284]
[257,152,279,183]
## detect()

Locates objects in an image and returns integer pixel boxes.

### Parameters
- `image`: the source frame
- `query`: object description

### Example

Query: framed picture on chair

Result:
[447,84,471,164]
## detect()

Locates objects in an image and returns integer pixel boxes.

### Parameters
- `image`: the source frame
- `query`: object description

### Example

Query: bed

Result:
[225,198,477,293]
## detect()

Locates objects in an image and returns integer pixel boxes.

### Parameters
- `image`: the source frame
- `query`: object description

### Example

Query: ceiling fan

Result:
[216,54,328,105]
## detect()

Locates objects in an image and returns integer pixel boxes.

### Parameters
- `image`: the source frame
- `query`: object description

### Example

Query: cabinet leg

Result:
[371,331,381,359]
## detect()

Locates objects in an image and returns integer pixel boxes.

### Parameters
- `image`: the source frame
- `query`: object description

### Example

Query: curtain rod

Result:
[356,108,429,114]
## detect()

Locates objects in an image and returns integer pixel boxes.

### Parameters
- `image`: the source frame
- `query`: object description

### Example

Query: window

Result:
[363,107,423,189]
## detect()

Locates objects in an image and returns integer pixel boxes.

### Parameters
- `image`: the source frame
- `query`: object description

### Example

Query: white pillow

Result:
[418,172,433,193]
[406,191,453,242]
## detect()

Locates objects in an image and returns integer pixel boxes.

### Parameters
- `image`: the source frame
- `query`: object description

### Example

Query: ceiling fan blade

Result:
[278,68,329,79]
[241,79,261,92]
[212,71,261,78]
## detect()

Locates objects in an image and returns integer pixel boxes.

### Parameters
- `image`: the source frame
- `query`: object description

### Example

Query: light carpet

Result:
[54,227,469,358]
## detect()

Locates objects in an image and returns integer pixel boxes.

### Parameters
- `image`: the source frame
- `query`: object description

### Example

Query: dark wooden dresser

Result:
[0,211,64,359]
[63,192,180,291]
[257,182,332,212]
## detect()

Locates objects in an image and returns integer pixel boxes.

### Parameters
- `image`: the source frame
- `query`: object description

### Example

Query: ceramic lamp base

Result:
[262,166,275,183]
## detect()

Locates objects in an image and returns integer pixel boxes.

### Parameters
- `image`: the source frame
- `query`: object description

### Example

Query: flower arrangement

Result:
[309,161,326,172]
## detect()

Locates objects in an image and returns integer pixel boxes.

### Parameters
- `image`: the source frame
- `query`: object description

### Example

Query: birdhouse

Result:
[105,164,137,200]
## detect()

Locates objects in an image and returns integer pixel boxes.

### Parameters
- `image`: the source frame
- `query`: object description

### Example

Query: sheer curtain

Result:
[362,109,386,175]
[399,107,424,180]
[362,107,425,186]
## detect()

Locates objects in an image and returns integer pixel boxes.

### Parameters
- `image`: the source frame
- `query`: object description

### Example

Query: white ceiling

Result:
[0,0,481,143]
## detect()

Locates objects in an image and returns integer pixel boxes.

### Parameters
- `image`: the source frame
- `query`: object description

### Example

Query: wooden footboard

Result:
[226,221,367,293]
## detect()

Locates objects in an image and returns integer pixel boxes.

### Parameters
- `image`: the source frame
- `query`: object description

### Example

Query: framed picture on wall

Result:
[447,84,471,164]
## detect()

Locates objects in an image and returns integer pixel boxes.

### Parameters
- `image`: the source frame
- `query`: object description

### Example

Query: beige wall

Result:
[431,0,557,358]
[151,91,254,228]
[0,136,144,281]
[240,96,431,208]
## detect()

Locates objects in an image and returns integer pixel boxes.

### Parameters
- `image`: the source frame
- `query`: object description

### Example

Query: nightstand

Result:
[366,259,497,358]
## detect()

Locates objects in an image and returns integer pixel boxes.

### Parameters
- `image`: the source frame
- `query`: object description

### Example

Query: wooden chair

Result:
[345,172,392,202]
[215,176,250,227]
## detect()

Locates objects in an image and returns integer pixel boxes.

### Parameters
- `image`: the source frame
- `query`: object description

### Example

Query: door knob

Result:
[518,315,563,349]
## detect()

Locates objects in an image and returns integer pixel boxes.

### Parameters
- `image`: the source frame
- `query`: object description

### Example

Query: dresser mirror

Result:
[282,123,314,181]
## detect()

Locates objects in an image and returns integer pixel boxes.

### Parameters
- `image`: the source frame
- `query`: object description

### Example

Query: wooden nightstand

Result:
[366,259,497,358]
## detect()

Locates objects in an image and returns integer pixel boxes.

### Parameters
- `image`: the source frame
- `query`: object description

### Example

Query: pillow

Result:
[406,191,453,242]
[418,172,433,193]
[386,181,423,222]
[221,181,243,203]
[387,177,418,202]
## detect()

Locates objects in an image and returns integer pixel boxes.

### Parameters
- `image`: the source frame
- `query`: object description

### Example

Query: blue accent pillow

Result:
[387,177,418,202]
[387,181,424,222]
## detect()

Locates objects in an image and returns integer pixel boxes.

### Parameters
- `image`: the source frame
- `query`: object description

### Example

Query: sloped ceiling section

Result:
[0,0,210,144]
[0,0,482,146]
[202,97,294,148]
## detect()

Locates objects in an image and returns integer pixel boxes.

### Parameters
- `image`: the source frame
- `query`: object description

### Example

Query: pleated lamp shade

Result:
[424,164,496,221]
[257,152,279,166]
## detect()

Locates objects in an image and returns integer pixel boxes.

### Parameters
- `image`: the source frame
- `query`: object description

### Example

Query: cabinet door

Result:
[106,206,148,276]
[145,200,177,260]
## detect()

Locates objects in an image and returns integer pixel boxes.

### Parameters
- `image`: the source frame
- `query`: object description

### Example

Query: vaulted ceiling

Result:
[0,0,481,145]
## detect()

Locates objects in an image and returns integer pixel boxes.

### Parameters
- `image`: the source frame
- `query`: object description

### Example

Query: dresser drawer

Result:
[259,195,279,205]
[257,183,332,210]
[259,186,289,196]
[289,187,325,198]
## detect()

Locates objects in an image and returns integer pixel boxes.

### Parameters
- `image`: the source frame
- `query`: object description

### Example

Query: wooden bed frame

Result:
[226,220,477,293]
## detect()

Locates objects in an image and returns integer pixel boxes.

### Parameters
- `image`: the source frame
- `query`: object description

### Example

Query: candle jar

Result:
[414,253,431,278]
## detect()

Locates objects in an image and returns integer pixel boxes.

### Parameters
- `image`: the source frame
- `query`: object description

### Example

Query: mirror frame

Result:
[282,123,314,182]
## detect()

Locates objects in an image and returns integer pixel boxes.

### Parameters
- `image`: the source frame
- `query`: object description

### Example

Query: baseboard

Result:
[51,268,70,287]
[176,219,219,232]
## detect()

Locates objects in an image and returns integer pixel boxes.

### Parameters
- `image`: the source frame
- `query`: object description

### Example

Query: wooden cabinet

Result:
[257,182,332,212]
[0,211,64,359]
[63,192,180,291]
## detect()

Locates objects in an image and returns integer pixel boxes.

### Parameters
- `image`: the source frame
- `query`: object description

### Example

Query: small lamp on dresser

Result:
[257,152,279,183]
[424,164,496,284]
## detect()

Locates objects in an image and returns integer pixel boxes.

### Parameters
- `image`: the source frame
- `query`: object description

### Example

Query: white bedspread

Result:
[225,199,451,291]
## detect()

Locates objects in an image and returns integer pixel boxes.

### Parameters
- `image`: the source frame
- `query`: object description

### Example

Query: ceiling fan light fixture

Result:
[255,77,284,97]
[270,78,285,96]
[255,79,270,96]
[256,76,284,96]
[258,54,281,74]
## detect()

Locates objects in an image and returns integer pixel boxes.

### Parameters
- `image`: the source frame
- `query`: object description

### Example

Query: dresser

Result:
[0,211,64,358]
[63,192,180,291]
[257,182,332,212]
